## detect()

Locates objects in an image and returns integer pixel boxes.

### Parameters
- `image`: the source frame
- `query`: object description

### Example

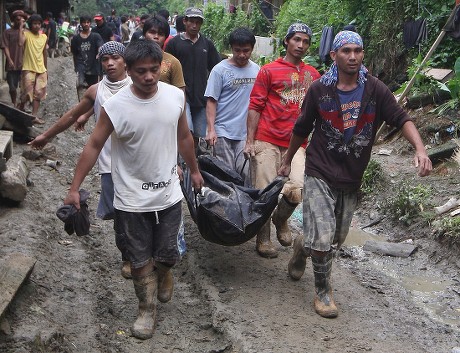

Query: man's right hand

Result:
[205,129,217,146]
[243,141,255,160]
[64,190,81,210]
[278,155,292,177]
[29,134,49,150]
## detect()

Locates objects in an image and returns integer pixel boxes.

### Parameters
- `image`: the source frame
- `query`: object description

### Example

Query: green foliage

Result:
[431,57,460,116]
[275,0,350,40]
[361,159,383,194]
[439,216,460,238]
[384,182,432,226]
[395,55,439,97]
[201,3,270,53]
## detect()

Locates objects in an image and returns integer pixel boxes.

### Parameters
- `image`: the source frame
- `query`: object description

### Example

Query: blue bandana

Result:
[320,30,368,87]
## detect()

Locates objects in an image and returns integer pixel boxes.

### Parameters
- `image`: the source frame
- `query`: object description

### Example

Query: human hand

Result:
[243,141,255,160]
[278,161,291,177]
[74,114,88,131]
[414,152,432,177]
[190,171,204,194]
[28,134,49,149]
[205,130,217,146]
[64,190,81,210]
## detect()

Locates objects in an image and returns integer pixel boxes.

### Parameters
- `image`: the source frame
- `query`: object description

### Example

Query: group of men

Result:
[29,6,432,341]
[2,10,50,124]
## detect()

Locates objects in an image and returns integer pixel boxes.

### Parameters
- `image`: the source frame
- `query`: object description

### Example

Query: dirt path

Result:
[0,56,459,353]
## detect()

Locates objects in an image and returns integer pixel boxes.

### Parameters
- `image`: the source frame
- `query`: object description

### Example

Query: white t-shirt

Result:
[93,75,132,174]
[102,81,185,212]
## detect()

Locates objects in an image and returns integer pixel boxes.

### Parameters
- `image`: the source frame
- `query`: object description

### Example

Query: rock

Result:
[22,148,42,161]
[0,155,29,202]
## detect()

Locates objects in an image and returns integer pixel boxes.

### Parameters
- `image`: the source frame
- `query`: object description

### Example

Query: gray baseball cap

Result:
[185,7,204,20]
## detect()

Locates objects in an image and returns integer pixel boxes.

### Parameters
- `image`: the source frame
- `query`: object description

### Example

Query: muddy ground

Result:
[0,56,459,353]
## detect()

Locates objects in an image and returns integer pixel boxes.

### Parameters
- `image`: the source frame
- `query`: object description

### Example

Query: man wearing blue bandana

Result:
[279,31,432,318]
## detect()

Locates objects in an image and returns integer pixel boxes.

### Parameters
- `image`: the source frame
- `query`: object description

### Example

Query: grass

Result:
[361,159,384,194]
[383,182,433,226]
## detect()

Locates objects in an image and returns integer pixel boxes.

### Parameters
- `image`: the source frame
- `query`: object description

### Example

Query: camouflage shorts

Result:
[303,175,358,252]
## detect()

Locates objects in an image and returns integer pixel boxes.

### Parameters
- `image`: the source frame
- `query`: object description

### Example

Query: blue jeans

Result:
[186,103,207,138]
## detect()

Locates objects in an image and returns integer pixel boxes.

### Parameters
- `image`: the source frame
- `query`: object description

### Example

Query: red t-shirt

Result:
[249,58,320,147]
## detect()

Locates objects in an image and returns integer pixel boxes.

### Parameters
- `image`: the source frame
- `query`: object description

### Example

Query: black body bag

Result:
[181,154,286,246]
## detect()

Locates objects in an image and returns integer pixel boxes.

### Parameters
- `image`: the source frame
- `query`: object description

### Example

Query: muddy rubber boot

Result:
[121,261,132,279]
[288,236,310,280]
[156,263,174,303]
[256,221,278,258]
[272,197,297,247]
[312,252,338,318]
[132,271,158,339]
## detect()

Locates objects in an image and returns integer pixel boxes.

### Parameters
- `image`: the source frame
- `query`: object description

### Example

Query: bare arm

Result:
[74,108,95,131]
[3,47,14,68]
[29,84,97,149]
[64,108,113,208]
[205,97,217,145]
[401,120,432,177]
[278,134,305,177]
[18,19,25,46]
[243,109,260,158]
[177,98,204,191]
[43,40,47,70]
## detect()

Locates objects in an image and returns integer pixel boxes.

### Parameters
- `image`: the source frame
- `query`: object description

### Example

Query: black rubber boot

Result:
[288,236,310,280]
[272,197,297,246]
[312,251,338,318]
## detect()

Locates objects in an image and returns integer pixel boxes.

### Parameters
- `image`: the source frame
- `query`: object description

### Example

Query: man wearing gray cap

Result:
[244,23,320,258]
[165,7,221,150]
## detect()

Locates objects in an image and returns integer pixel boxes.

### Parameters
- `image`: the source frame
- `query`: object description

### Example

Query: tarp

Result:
[181,155,286,246]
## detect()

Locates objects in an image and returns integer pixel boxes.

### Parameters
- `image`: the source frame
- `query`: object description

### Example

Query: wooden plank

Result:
[427,140,458,163]
[0,130,13,160]
[0,130,13,173]
[363,240,417,258]
[0,102,34,127]
[424,68,454,82]
[0,253,36,319]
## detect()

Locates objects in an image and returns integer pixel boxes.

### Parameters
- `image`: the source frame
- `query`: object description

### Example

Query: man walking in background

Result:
[1,10,27,106]
[93,13,114,43]
[204,27,259,184]
[244,23,320,258]
[165,7,221,150]
[44,12,57,58]
[71,15,103,100]
[18,14,48,124]
[142,15,185,89]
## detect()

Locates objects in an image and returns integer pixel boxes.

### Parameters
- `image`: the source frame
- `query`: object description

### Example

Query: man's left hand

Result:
[414,152,432,177]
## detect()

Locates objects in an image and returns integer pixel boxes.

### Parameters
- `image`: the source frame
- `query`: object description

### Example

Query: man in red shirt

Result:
[244,23,320,258]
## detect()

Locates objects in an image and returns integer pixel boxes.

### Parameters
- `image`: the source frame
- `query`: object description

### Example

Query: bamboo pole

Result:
[375,4,459,142]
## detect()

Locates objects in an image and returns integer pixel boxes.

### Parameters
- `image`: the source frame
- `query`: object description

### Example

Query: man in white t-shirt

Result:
[63,39,203,340]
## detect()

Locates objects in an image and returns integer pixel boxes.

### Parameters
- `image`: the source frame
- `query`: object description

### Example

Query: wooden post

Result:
[375,4,460,142]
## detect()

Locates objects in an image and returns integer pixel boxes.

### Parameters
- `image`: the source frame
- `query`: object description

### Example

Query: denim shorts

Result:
[114,201,185,269]
[96,173,115,220]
